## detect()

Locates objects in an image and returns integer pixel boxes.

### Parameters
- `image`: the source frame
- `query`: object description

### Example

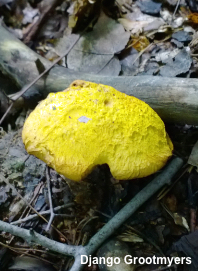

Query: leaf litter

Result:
[2,0,198,270]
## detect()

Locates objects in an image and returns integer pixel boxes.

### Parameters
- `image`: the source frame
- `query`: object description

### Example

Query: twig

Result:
[75,216,99,246]
[1,174,48,221]
[96,56,114,74]
[11,203,74,225]
[190,208,196,232]
[131,42,154,67]
[22,180,44,219]
[0,220,77,256]
[172,0,181,20]
[132,37,171,72]
[46,167,55,232]
[0,157,183,271]
[0,173,67,239]
[7,181,44,244]
[0,241,66,258]
[0,103,14,126]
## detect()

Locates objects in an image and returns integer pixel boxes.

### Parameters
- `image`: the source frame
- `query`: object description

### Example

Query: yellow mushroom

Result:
[22,80,173,181]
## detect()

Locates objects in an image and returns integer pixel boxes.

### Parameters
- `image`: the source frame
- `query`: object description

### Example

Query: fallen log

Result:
[0,24,198,124]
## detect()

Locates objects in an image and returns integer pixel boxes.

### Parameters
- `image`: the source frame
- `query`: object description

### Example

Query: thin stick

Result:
[7,182,44,244]
[23,180,44,219]
[11,203,74,225]
[172,0,181,19]
[46,167,55,232]
[0,220,77,256]
[21,180,44,219]
[0,103,13,126]
[0,173,67,239]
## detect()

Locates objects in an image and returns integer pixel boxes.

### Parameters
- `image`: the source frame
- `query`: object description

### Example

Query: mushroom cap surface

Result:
[22,80,173,181]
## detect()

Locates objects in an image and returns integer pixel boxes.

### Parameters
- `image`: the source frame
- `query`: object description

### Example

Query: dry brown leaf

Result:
[165,194,177,213]
[188,13,198,24]
[118,18,148,34]
[130,36,150,51]
[118,232,143,242]
[172,213,190,232]
[68,0,101,29]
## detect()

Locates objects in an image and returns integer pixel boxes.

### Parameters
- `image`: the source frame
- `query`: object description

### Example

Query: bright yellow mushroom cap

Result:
[22,80,173,181]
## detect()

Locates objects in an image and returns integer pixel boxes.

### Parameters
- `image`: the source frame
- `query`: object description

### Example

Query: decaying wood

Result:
[1,24,198,124]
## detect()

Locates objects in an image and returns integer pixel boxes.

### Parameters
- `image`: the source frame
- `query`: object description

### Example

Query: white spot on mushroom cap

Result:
[78,116,92,123]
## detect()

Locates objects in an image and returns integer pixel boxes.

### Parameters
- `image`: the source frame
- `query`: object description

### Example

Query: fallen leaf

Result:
[67,13,130,75]
[131,36,150,51]
[172,30,192,43]
[165,194,177,212]
[188,140,198,167]
[144,18,165,32]
[159,48,192,77]
[22,5,39,25]
[118,232,144,242]
[155,48,180,62]
[137,0,162,15]
[120,48,139,75]
[118,18,149,34]
[68,0,101,29]
[172,213,190,232]
[188,13,198,23]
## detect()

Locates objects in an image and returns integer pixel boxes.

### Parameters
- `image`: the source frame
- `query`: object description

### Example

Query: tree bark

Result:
[0,24,198,124]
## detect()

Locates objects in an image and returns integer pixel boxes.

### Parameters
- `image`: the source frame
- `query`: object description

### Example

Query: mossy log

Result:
[0,24,198,124]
